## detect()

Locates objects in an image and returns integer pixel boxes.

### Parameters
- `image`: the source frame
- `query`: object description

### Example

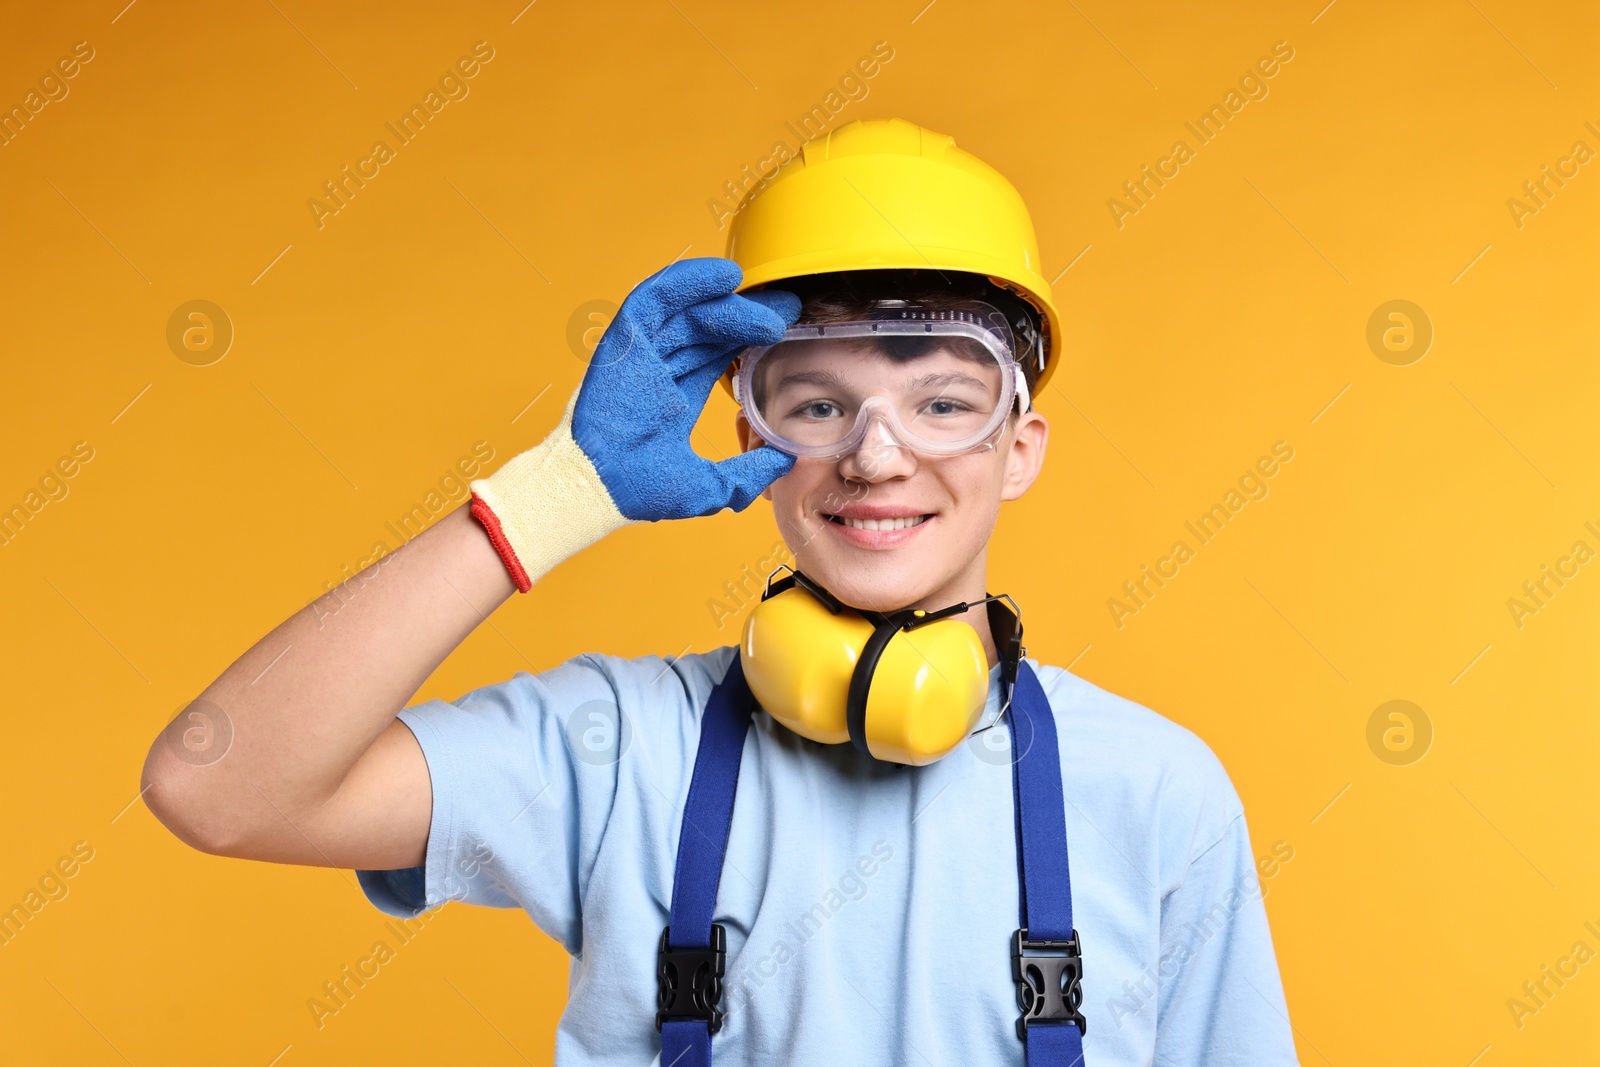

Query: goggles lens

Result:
[737,311,1022,460]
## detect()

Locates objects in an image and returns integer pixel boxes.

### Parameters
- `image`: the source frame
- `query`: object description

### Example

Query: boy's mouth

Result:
[818,505,935,547]
[824,514,930,531]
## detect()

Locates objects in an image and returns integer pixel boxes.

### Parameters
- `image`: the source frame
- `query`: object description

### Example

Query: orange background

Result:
[2,1,1597,1063]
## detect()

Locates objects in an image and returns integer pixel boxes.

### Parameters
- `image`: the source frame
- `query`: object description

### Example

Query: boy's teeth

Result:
[837,515,926,531]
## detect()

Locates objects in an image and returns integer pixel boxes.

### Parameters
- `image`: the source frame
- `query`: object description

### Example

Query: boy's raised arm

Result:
[140,258,800,873]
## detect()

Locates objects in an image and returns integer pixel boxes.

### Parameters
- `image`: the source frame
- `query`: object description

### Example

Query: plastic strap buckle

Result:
[656,923,727,1034]
[1012,927,1087,1041]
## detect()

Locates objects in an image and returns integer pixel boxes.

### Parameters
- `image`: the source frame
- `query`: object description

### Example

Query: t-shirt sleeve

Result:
[1154,784,1300,1066]
[353,654,643,956]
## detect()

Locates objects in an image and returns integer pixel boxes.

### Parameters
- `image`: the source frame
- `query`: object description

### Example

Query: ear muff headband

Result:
[987,597,1024,692]
[845,610,918,758]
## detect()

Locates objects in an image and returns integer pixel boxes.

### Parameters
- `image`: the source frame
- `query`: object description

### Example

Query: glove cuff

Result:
[468,392,635,593]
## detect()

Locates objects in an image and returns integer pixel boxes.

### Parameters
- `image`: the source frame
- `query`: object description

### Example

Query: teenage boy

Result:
[144,118,1299,1065]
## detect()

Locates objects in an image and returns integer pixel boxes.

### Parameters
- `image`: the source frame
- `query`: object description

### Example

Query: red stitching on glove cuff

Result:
[469,494,532,593]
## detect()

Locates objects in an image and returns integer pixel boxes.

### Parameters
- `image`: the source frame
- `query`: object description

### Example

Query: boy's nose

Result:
[837,415,918,482]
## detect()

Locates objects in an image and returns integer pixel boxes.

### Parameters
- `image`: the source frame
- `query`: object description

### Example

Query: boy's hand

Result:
[573,257,800,518]
[470,257,801,592]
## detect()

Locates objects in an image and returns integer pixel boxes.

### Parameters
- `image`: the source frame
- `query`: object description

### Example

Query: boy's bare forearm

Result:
[144,504,514,844]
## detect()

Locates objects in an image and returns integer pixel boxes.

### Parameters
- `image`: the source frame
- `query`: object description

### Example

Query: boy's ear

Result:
[735,409,761,453]
[1001,411,1049,502]
[735,411,778,501]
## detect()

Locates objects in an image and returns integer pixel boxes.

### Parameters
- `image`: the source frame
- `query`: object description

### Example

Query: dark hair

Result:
[751,269,1048,392]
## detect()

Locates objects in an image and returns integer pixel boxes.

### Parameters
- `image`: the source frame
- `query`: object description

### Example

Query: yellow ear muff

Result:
[739,583,994,766]
[851,612,991,766]
[740,584,868,745]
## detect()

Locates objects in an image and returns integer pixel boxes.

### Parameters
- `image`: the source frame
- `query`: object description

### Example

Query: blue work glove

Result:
[572,257,801,518]
[468,257,800,592]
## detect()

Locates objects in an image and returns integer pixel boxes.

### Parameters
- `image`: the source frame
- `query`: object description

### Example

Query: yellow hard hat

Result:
[724,117,1063,391]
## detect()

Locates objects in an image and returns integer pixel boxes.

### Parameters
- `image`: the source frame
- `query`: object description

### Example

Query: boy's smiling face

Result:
[736,385,1048,618]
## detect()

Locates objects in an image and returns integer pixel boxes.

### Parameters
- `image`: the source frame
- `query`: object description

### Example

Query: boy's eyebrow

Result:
[775,368,848,390]
[907,371,989,391]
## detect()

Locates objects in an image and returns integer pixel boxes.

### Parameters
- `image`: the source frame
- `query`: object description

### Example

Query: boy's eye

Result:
[924,398,971,416]
[792,400,844,419]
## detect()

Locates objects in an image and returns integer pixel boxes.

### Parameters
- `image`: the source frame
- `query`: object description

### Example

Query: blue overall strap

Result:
[658,655,757,1067]
[1007,660,1088,1065]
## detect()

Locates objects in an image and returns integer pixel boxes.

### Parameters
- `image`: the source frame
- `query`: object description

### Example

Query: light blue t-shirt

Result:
[357,645,1300,1065]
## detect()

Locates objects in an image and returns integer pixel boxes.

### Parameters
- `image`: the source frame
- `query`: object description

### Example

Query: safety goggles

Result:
[732,302,1031,461]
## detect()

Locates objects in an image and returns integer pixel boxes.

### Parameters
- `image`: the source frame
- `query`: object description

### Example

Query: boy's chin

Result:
[801,562,946,615]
